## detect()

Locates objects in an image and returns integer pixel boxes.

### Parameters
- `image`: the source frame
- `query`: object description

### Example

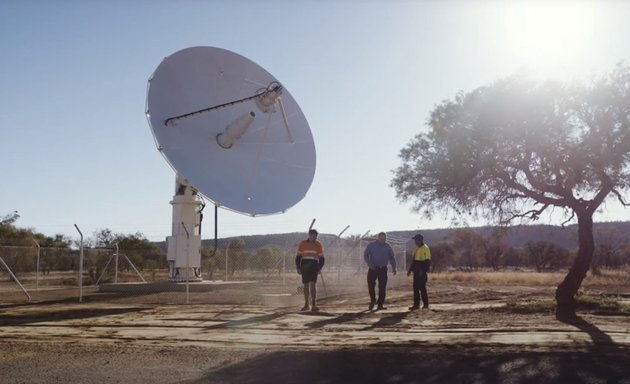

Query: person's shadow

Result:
[304,310,371,329]
[361,310,409,330]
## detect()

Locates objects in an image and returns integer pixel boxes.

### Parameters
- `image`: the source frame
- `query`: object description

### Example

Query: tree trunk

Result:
[555,212,594,320]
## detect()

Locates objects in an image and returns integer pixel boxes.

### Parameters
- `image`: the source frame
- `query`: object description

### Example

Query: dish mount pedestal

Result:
[167,175,203,281]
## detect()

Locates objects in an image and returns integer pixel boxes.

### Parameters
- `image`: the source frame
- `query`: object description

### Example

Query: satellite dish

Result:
[145,47,315,281]
[146,46,316,216]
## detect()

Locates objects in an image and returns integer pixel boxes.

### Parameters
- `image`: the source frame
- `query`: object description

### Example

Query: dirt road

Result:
[1,283,629,383]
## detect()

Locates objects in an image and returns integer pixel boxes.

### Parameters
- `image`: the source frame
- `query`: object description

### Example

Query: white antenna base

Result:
[166,175,203,282]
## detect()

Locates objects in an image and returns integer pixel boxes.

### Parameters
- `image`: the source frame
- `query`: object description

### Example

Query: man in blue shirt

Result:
[363,232,397,310]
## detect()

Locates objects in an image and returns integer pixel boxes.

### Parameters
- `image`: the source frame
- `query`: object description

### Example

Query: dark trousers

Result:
[367,267,388,306]
[412,271,429,307]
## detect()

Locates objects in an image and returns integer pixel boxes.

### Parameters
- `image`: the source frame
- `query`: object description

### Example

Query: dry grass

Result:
[440,268,630,316]
[582,268,630,288]
[434,270,565,286]
[433,267,630,289]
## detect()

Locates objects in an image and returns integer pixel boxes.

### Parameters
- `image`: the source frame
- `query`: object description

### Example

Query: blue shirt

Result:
[364,241,396,271]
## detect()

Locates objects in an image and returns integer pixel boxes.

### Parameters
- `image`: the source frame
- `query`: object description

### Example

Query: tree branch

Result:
[497,170,571,209]
[611,188,630,207]
[505,203,550,222]
[560,210,575,228]
[587,173,615,215]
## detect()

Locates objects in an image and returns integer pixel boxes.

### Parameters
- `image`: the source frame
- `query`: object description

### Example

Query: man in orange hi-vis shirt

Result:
[295,229,325,312]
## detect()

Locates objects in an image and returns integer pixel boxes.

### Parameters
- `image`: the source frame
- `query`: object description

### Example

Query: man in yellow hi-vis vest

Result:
[407,233,431,310]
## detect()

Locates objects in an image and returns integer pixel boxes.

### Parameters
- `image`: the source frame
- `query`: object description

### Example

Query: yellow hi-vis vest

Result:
[413,244,431,261]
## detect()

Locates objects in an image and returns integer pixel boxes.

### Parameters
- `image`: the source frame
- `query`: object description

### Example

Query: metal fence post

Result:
[32,239,40,292]
[73,224,84,303]
[225,242,230,281]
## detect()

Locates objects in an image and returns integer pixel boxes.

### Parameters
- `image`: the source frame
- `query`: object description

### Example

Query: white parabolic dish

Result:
[146,47,316,216]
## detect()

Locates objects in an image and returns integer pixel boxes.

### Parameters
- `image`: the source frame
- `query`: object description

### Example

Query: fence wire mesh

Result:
[0,234,412,306]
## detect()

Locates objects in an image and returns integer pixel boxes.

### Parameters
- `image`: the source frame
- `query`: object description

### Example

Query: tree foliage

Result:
[525,241,571,272]
[427,241,455,272]
[0,211,71,248]
[0,211,20,226]
[452,229,487,269]
[392,68,630,224]
[86,229,166,271]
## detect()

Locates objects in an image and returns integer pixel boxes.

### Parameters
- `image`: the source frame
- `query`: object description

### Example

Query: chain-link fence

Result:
[0,234,411,306]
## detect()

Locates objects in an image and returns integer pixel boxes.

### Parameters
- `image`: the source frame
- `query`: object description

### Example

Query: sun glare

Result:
[505,2,596,80]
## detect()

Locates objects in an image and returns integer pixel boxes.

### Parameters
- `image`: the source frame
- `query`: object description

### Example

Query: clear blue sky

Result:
[2,1,629,243]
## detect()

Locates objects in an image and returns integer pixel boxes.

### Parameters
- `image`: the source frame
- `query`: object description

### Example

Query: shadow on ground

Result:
[187,345,630,384]
[559,314,616,346]
[0,306,147,326]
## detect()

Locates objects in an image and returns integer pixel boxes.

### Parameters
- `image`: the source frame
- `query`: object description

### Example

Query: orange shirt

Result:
[297,240,324,260]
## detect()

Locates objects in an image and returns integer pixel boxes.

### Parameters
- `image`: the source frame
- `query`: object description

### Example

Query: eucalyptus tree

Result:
[392,64,630,318]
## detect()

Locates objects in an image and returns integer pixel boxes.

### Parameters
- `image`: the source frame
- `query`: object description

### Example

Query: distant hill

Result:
[386,221,630,249]
[154,221,630,251]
